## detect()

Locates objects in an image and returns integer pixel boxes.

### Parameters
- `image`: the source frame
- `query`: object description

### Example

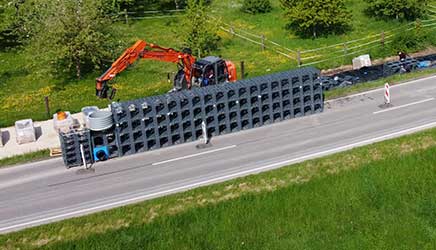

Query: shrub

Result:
[281,0,351,38]
[242,0,272,14]
[389,26,428,53]
[181,0,220,55]
[365,0,428,20]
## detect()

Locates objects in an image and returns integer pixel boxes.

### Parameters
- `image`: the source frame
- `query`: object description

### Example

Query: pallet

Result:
[50,147,62,157]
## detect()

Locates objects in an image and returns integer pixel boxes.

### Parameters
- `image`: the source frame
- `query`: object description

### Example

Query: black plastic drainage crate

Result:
[59,129,93,168]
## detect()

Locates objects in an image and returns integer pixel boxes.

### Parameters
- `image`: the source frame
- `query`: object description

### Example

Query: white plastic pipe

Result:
[201,121,208,144]
[80,144,88,169]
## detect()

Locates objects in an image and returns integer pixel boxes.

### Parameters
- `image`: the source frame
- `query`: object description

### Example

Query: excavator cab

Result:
[190,56,230,88]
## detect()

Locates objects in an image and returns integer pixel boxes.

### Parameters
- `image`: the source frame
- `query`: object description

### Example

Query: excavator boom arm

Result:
[95,40,195,98]
[96,40,147,85]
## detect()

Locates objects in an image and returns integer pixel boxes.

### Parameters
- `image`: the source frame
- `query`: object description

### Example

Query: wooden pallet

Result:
[50,147,62,157]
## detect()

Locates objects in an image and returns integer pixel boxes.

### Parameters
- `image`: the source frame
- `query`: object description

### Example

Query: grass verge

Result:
[0,149,50,168]
[2,127,436,249]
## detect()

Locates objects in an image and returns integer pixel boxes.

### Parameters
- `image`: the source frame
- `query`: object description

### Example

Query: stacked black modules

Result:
[383,58,418,76]
[60,67,323,168]
[59,129,93,167]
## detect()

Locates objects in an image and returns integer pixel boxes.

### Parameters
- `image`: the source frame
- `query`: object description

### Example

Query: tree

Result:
[242,0,272,14]
[180,0,220,56]
[365,0,428,20]
[281,0,351,38]
[23,0,118,79]
[0,0,25,49]
[115,0,189,12]
[0,1,12,31]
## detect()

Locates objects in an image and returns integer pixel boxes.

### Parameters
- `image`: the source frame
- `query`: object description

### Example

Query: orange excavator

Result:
[96,40,237,99]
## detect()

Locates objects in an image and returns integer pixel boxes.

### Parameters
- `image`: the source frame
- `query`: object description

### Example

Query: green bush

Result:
[115,0,212,12]
[389,26,429,53]
[242,0,272,14]
[281,0,351,38]
[365,0,428,20]
[181,0,220,54]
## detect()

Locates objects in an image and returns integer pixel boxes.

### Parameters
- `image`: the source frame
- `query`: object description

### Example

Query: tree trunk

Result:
[76,57,81,80]
[174,0,180,9]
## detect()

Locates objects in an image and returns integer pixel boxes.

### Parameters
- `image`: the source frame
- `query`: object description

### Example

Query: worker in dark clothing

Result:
[203,69,214,86]
[398,51,407,61]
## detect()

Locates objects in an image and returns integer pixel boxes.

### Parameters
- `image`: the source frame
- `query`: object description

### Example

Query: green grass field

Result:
[1,0,434,128]
[2,127,436,249]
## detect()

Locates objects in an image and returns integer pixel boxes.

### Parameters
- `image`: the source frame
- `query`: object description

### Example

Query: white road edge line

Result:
[373,98,435,114]
[2,121,436,233]
[151,145,237,166]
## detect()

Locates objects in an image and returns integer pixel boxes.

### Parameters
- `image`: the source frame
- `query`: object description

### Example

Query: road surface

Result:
[1,75,436,234]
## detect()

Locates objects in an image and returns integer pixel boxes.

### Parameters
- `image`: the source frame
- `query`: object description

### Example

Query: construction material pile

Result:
[321,53,436,90]
[59,67,323,168]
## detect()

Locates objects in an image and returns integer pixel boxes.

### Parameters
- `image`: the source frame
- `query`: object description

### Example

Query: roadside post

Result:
[196,120,211,149]
[80,144,88,169]
[201,121,208,144]
[384,82,391,105]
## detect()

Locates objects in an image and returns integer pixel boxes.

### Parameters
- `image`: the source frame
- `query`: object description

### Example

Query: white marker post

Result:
[384,82,391,105]
[201,121,208,144]
[80,144,88,169]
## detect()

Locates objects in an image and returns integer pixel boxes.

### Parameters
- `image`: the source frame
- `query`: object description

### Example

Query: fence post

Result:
[381,31,385,48]
[343,42,348,56]
[297,50,301,67]
[124,9,128,24]
[240,61,245,79]
[415,19,420,28]
[44,96,50,119]
[230,25,235,37]
[261,35,265,51]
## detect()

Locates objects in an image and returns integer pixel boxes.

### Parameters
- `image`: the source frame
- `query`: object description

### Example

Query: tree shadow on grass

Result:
[0,68,29,84]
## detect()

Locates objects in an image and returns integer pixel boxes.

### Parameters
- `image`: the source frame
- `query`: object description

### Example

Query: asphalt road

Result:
[1,75,436,234]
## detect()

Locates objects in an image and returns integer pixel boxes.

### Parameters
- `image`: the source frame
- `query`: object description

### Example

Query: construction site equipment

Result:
[53,111,75,133]
[60,129,93,167]
[81,106,99,127]
[352,54,371,70]
[50,147,62,157]
[61,67,323,168]
[88,111,114,131]
[384,83,391,104]
[15,119,36,145]
[96,40,237,99]
[383,58,418,76]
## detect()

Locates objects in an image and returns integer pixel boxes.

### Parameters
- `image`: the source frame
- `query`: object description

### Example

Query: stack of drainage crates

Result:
[383,58,418,76]
[59,67,323,168]
[59,129,93,167]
